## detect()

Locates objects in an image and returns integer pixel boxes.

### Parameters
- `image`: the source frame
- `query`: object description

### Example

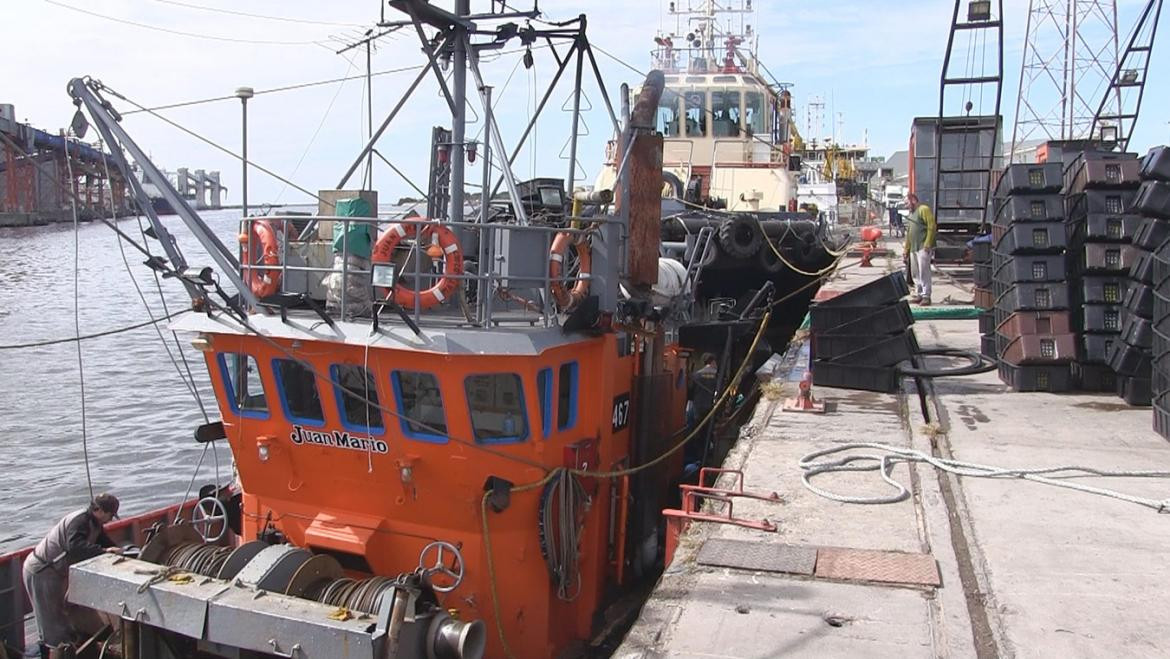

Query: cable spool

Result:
[160,542,233,577]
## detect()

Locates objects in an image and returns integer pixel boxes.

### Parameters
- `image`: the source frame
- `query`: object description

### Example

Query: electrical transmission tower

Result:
[1010,0,1122,160]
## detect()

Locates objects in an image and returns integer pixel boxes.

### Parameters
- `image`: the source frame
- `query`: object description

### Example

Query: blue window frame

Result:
[330,365,384,434]
[391,371,448,443]
[537,368,553,439]
[557,362,578,431]
[464,373,528,444]
[216,353,269,419]
[272,358,326,426]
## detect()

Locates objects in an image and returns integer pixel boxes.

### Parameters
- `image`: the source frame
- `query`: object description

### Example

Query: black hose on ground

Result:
[897,348,997,378]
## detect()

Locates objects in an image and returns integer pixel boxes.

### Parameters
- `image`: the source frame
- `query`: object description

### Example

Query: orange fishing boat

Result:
[0,3,815,658]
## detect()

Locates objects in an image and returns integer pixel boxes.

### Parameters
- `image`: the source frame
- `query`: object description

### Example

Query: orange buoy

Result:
[239,219,283,298]
[371,220,464,310]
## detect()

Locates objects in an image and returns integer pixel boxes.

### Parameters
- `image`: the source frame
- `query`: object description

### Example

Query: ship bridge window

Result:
[685,91,707,137]
[711,91,741,137]
[330,365,384,434]
[557,362,578,430]
[273,359,325,426]
[217,353,268,418]
[465,373,528,444]
[391,371,448,442]
[537,368,553,439]
[656,89,681,137]
[745,91,765,136]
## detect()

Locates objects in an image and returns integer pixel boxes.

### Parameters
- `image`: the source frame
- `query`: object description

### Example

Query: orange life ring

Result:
[238,219,283,298]
[371,220,464,310]
[549,232,591,311]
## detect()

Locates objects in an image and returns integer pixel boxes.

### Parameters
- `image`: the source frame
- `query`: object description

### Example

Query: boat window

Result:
[330,365,384,434]
[711,91,741,137]
[217,353,268,418]
[465,373,529,443]
[685,91,707,137]
[656,89,681,137]
[537,368,553,438]
[557,362,578,430]
[391,371,448,442]
[273,359,325,426]
[713,75,738,83]
[745,92,765,135]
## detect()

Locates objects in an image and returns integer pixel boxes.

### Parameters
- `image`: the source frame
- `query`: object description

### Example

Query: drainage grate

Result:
[696,538,817,576]
[814,547,941,587]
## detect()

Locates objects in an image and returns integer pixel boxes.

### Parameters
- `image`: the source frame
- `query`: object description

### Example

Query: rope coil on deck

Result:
[799,442,1170,513]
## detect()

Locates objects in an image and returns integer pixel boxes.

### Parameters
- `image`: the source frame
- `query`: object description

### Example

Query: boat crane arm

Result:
[67,77,260,309]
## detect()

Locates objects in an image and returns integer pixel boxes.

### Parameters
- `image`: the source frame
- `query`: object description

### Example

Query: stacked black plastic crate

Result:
[974,235,995,359]
[991,163,1076,392]
[809,272,915,394]
[1140,147,1170,436]
[1065,150,1143,396]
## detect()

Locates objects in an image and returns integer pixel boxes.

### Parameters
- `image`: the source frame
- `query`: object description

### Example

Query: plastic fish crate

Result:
[993,253,1068,283]
[1079,243,1136,274]
[998,362,1074,393]
[978,310,996,334]
[815,272,909,308]
[1106,340,1151,377]
[809,300,914,335]
[1070,213,1142,243]
[993,194,1065,225]
[1131,249,1155,285]
[1064,153,1142,194]
[1000,334,1077,365]
[1121,314,1153,349]
[1066,189,1139,216]
[974,262,992,288]
[1081,333,1120,364]
[1080,275,1128,304]
[1132,217,1170,250]
[1123,284,1153,319]
[1141,145,1170,182]
[1074,362,1118,392]
[995,162,1064,195]
[974,287,994,310]
[1083,304,1124,333]
[1134,180,1170,220]
[995,282,1070,311]
[981,333,997,360]
[1117,375,1152,407]
[812,360,899,393]
[996,310,1072,339]
[973,240,992,263]
[814,330,919,366]
[993,220,1067,254]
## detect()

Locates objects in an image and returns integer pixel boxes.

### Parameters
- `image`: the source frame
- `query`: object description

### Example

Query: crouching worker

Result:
[22,493,122,656]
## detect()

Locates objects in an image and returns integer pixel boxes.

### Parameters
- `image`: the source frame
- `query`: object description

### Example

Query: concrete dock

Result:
[617,248,1170,658]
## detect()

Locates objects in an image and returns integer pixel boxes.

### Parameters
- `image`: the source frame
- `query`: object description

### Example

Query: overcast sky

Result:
[4,0,1168,205]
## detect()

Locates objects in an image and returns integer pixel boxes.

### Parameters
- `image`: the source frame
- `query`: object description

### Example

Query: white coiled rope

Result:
[799,442,1170,513]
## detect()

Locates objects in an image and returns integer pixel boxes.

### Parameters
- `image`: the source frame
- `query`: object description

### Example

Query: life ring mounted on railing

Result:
[238,218,283,298]
[549,231,592,311]
[371,219,464,310]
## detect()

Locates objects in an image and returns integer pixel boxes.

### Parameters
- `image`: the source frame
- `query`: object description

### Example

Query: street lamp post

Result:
[235,87,254,218]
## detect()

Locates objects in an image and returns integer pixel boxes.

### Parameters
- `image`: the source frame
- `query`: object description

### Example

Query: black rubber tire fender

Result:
[717,215,763,259]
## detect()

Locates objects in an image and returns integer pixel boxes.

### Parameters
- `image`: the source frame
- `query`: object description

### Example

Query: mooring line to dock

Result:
[798,442,1170,513]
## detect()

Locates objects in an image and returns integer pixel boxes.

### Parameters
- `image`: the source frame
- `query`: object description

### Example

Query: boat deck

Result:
[617,244,1170,658]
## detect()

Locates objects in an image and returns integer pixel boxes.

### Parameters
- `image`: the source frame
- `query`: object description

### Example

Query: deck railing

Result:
[240,215,622,329]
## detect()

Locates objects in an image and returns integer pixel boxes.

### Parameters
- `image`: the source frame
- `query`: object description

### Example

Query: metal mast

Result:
[1010,0,1121,160]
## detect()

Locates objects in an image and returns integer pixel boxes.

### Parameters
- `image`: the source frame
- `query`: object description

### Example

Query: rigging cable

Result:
[63,137,94,501]
[44,0,329,46]
[146,0,367,28]
[0,311,190,350]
